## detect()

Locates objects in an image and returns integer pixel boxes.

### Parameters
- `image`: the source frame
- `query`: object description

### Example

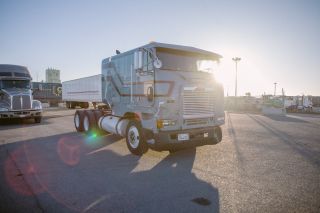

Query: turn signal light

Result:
[157,120,164,129]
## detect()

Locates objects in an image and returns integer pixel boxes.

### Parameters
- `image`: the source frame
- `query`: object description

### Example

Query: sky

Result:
[1,0,319,96]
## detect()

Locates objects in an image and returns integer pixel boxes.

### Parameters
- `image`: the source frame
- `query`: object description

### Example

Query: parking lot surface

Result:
[0,110,319,212]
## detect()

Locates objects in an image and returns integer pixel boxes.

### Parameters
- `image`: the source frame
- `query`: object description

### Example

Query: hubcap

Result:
[75,114,80,128]
[128,126,140,149]
[84,116,89,131]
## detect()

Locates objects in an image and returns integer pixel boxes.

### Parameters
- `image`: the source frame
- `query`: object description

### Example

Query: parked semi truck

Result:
[62,75,103,109]
[74,42,225,155]
[0,64,42,123]
[32,82,62,107]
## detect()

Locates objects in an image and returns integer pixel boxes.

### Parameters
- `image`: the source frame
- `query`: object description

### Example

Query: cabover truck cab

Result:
[74,42,224,155]
[0,64,42,123]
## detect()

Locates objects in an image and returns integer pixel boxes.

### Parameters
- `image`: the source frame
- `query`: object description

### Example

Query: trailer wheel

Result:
[83,102,89,109]
[213,126,222,144]
[74,110,85,132]
[71,102,76,109]
[125,120,148,155]
[83,110,97,134]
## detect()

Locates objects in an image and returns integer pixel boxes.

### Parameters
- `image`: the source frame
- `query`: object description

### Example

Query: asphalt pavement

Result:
[0,110,319,212]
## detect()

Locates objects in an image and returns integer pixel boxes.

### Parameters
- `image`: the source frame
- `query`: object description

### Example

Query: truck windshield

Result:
[156,49,218,73]
[0,80,31,89]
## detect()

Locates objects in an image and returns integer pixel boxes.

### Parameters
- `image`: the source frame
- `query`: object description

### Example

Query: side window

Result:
[143,51,153,71]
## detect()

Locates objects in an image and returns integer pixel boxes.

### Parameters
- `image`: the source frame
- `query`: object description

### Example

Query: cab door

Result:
[134,50,155,107]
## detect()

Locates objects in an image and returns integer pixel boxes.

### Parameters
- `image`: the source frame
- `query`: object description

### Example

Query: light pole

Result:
[274,82,277,96]
[232,57,241,97]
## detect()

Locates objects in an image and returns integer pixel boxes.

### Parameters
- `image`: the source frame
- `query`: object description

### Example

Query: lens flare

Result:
[57,136,81,166]
[4,147,45,196]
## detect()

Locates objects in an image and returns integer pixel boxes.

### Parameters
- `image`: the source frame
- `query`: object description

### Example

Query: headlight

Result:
[0,107,8,112]
[34,105,42,110]
[157,119,177,128]
[217,117,225,121]
[32,100,42,110]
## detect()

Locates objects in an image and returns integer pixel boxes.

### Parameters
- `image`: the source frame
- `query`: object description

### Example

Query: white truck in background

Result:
[62,74,103,109]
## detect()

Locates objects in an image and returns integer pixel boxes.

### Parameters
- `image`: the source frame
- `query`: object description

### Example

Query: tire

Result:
[213,126,222,144]
[93,110,103,122]
[34,117,42,123]
[74,110,85,132]
[83,102,89,109]
[125,120,148,155]
[71,102,76,109]
[83,110,97,134]
[93,110,108,135]
[169,148,179,154]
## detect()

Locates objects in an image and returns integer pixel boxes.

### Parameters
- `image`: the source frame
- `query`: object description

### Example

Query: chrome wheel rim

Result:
[75,113,80,128]
[128,126,140,149]
[83,116,89,131]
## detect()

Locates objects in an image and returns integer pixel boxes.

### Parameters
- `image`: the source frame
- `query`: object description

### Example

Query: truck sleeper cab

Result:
[0,64,42,123]
[74,42,224,155]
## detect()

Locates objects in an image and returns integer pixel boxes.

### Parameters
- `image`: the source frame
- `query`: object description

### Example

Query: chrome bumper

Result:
[0,110,42,119]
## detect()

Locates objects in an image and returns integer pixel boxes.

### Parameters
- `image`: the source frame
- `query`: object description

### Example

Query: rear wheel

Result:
[74,110,85,132]
[83,102,89,109]
[83,110,97,134]
[125,120,148,155]
[93,110,108,135]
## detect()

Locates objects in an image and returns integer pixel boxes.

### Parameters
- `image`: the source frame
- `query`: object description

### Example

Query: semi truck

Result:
[0,64,42,123]
[62,75,103,109]
[74,42,225,155]
[32,82,62,107]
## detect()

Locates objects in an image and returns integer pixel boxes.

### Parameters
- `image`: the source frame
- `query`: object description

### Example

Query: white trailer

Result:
[62,74,103,109]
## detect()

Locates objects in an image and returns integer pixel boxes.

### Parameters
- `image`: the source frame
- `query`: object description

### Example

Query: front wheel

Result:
[125,120,148,155]
[34,117,42,123]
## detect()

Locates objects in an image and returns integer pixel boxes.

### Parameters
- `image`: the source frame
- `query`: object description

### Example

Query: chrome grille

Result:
[184,118,209,126]
[183,88,215,118]
[12,95,31,110]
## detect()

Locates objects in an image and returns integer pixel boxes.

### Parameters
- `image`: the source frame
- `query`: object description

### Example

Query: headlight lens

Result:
[32,101,42,110]
[217,117,225,121]
[0,107,8,112]
[33,105,42,110]
[157,119,177,128]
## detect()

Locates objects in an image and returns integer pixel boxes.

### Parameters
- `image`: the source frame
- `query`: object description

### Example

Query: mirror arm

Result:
[141,48,160,62]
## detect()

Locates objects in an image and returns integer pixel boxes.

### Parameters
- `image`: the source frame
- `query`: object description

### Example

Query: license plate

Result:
[178,133,189,141]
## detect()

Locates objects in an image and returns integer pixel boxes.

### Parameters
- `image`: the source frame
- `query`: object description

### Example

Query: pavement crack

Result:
[6,149,45,213]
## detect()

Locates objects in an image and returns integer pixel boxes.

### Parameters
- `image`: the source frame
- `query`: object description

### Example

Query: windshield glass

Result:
[1,80,31,89]
[156,48,218,73]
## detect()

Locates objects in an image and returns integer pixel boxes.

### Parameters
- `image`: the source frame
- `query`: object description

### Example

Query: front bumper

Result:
[148,126,222,151]
[0,110,42,119]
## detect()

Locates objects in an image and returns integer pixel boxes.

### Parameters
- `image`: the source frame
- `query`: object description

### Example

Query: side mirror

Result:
[134,50,143,70]
[147,86,154,102]
[153,59,162,69]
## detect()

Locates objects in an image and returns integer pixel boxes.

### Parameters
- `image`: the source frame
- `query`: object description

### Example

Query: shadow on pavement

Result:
[0,118,51,131]
[263,114,307,123]
[226,112,245,170]
[247,114,320,167]
[0,132,220,213]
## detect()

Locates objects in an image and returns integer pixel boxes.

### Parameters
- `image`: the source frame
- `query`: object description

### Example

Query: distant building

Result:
[45,68,61,83]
